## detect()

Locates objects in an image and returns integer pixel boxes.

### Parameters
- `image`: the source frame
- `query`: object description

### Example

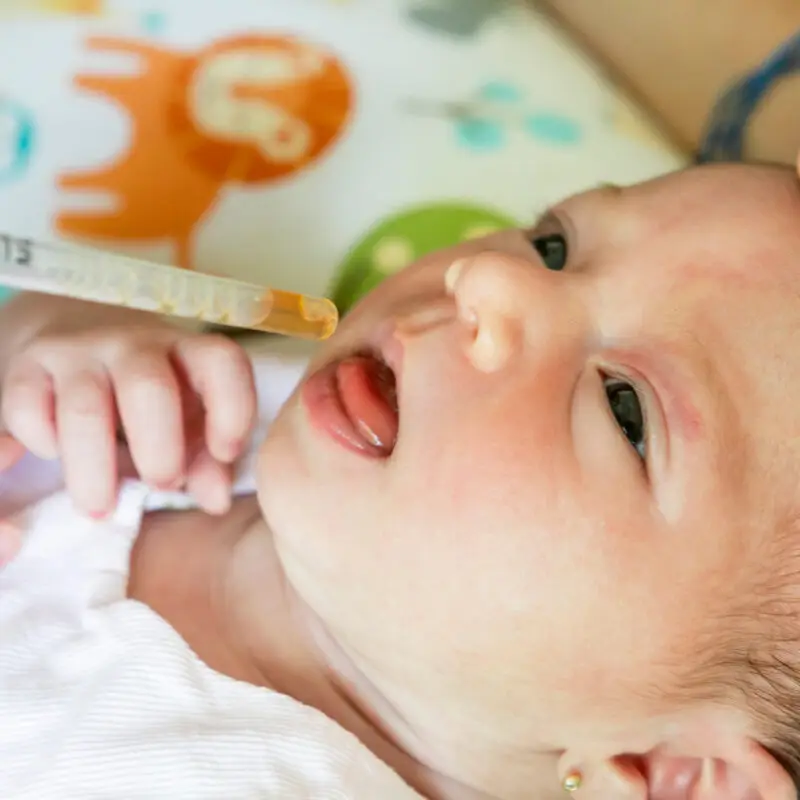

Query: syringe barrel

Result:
[0,233,338,340]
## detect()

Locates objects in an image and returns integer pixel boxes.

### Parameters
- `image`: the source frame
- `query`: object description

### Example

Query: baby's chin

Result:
[254,397,299,505]
[254,394,336,540]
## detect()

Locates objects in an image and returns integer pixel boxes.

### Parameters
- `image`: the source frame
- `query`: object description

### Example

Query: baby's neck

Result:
[127,496,269,684]
[126,496,563,800]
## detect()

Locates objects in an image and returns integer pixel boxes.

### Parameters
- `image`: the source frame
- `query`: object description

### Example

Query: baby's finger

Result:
[185,448,233,516]
[1,359,57,459]
[53,365,117,516]
[111,350,185,490]
[174,336,256,464]
[0,433,25,473]
[0,522,21,567]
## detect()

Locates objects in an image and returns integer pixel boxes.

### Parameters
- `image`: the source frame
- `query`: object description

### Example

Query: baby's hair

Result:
[765,731,800,795]
[746,656,800,794]
[713,507,800,797]
[749,510,800,796]
[660,502,800,797]
[731,156,800,796]
[674,632,800,796]
[671,631,800,795]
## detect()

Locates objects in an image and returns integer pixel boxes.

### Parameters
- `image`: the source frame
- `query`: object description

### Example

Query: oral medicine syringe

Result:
[0,233,338,340]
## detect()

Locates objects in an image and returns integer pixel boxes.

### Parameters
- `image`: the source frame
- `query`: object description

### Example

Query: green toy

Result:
[329,201,518,313]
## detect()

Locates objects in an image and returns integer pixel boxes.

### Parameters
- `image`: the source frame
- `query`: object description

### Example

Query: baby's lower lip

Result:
[301,356,397,458]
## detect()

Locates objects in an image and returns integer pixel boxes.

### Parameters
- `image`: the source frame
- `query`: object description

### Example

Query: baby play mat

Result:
[0,0,686,311]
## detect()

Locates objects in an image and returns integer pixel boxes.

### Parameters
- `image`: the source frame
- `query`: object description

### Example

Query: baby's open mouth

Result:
[303,350,399,457]
[335,352,399,453]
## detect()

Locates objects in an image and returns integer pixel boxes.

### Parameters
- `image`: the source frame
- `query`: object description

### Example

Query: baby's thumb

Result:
[0,432,25,473]
[185,449,234,516]
[0,521,21,567]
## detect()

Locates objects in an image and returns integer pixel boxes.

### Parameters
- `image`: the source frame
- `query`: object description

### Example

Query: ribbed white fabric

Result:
[0,350,421,799]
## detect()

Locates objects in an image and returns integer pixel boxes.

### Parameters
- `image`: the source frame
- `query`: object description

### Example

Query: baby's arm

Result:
[541,0,800,164]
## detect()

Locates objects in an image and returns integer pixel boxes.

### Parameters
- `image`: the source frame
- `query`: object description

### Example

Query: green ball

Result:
[330,201,518,313]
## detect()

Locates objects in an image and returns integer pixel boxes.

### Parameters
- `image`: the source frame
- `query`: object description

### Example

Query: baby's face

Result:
[259,164,800,757]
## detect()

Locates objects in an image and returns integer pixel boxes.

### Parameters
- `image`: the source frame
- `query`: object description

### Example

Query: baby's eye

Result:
[530,233,567,271]
[604,378,646,460]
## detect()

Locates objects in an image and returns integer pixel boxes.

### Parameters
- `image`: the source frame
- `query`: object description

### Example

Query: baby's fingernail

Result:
[153,476,184,491]
[212,440,241,465]
[88,509,108,520]
[224,440,243,462]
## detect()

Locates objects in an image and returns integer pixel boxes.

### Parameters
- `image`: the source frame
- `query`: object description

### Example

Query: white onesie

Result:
[0,349,421,800]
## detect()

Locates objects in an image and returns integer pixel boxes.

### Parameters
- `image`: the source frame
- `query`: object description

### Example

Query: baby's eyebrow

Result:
[595,182,623,197]
[532,183,624,224]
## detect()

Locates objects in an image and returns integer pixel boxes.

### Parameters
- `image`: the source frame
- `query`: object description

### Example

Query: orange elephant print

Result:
[56,34,354,269]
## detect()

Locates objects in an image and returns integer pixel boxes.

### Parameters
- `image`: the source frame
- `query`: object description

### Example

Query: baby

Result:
[1,160,800,800]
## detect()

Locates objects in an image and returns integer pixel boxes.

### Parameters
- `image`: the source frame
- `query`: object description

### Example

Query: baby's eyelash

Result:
[529,205,554,228]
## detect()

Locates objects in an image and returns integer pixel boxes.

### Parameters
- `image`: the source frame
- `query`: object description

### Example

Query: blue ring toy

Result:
[698,29,800,163]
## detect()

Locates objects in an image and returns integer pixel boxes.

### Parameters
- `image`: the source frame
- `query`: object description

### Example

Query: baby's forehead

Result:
[561,163,800,296]
[635,163,800,269]
[568,163,800,335]
[578,164,800,332]
[638,161,799,208]
[646,164,800,328]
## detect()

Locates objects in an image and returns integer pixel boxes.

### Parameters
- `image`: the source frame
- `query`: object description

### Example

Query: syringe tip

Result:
[300,296,339,340]
[256,289,339,340]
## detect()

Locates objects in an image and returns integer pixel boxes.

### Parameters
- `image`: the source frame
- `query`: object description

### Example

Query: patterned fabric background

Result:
[0,0,685,311]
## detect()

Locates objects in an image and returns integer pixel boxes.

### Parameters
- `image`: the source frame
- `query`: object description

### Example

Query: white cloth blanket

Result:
[0,349,422,800]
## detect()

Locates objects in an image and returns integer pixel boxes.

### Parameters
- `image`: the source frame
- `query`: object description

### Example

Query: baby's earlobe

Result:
[593,755,648,798]
[556,752,649,798]
[561,768,583,792]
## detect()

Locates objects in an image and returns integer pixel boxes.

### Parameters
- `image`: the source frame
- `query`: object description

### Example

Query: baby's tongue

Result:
[335,355,398,453]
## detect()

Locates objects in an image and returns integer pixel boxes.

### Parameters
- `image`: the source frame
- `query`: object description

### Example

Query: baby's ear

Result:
[598,739,796,800]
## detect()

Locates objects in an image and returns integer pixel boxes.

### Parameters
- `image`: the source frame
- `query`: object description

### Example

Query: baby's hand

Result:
[0,433,25,566]
[0,324,257,518]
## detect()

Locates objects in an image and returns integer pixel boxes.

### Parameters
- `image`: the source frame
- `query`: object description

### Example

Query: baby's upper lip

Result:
[375,324,404,393]
[367,297,457,415]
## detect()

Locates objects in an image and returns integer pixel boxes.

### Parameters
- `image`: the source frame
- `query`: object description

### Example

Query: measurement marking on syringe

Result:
[0,230,338,339]
[0,234,32,267]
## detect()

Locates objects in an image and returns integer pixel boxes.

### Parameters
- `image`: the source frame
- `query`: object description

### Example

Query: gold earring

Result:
[562,770,583,793]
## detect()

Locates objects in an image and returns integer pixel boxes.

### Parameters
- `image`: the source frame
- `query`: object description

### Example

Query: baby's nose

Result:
[445,253,540,373]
